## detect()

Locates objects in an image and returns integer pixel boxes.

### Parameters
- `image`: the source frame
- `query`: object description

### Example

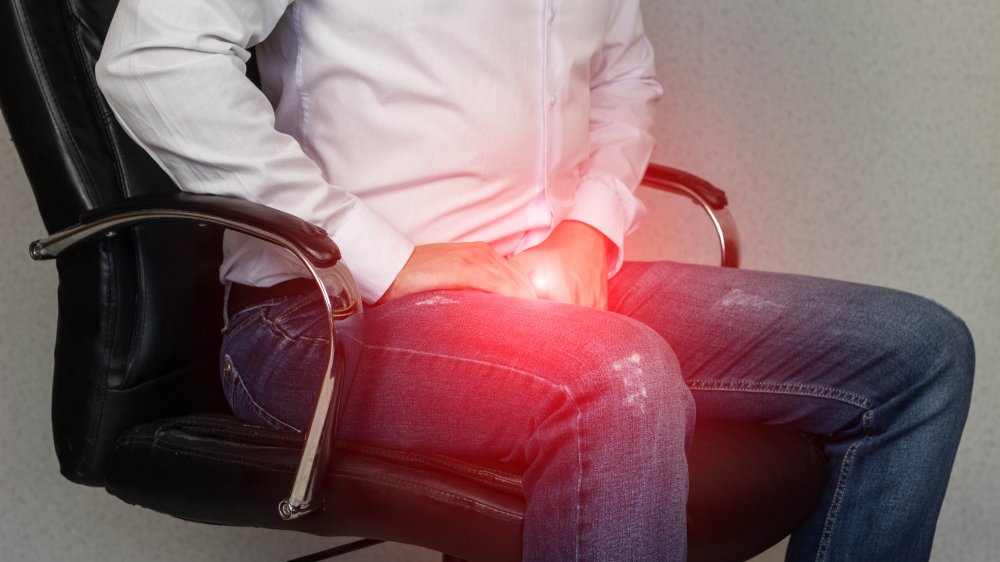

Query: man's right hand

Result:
[377,243,537,304]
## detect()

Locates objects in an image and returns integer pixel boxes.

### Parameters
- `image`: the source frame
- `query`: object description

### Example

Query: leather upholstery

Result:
[106,415,824,562]
[1,0,828,559]
[1,0,229,484]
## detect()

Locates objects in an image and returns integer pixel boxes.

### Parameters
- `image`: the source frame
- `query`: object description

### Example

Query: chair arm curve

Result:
[28,191,359,524]
[642,164,728,210]
[640,163,742,268]
[28,191,339,267]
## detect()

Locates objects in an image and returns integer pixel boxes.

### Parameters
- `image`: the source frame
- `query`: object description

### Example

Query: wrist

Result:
[557,220,611,249]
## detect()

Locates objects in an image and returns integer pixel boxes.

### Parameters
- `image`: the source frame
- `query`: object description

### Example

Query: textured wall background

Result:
[2,1,997,560]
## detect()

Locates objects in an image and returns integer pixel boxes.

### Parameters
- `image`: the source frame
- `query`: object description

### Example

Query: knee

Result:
[559,315,695,437]
[881,291,975,414]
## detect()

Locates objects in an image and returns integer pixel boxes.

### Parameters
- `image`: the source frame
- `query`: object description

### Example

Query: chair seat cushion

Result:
[106,414,825,562]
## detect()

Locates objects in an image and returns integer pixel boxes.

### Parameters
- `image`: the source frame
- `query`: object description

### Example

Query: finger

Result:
[507,262,537,294]
[497,266,538,299]
[471,260,537,299]
[482,249,537,298]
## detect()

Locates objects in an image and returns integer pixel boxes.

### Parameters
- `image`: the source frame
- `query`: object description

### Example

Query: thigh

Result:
[608,261,967,436]
[222,286,692,464]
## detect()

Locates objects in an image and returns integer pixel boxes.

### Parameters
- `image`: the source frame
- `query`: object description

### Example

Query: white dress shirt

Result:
[97,0,662,303]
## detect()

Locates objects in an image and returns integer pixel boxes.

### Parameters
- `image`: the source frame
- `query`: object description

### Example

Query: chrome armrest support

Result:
[29,198,362,522]
[640,163,741,268]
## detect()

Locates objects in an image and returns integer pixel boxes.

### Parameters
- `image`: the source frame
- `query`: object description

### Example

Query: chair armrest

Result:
[641,163,741,268]
[28,190,360,523]
[29,191,339,266]
[642,164,728,210]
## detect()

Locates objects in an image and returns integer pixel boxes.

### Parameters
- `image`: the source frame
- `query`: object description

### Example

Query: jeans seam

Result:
[815,431,869,562]
[226,356,299,432]
[690,376,879,562]
[263,309,331,344]
[223,309,268,340]
[688,378,877,410]
[342,331,557,387]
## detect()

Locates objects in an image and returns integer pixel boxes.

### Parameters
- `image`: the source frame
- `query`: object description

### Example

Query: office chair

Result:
[0,0,827,560]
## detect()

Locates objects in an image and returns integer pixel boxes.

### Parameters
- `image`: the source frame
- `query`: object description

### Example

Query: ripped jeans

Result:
[219,261,974,561]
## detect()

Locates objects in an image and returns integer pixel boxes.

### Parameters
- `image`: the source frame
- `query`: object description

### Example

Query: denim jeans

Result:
[219,261,974,561]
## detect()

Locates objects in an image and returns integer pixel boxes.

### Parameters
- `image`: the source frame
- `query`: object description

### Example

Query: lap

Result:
[220,284,690,462]
[220,260,970,451]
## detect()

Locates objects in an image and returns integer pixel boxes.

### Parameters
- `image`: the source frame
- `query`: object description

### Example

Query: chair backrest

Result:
[0,0,228,485]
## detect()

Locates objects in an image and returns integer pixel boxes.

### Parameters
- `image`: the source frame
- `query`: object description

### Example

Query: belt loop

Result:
[222,281,232,332]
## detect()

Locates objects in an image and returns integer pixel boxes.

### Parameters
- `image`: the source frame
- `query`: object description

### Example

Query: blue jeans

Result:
[219,261,974,561]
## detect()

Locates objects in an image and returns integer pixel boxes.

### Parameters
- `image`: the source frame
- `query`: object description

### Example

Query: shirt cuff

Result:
[332,204,415,304]
[565,177,636,277]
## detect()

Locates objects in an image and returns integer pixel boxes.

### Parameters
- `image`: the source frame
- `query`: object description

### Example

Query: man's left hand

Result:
[508,221,611,310]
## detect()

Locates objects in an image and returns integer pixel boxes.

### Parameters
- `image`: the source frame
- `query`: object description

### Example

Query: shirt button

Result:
[547,9,555,23]
[547,95,557,108]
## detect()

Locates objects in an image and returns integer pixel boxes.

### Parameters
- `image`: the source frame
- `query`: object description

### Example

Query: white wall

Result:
[2,1,997,560]
[635,3,1000,561]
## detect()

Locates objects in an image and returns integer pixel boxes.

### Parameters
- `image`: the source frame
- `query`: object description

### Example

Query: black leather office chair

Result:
[0,0,827,560]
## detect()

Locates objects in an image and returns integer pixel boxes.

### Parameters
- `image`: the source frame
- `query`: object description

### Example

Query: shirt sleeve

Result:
[95,0,414,303]
[564,0,663,276]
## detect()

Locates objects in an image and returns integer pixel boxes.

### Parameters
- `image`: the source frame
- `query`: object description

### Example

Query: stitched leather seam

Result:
[17,0,100,207]
[66,0,129,195]
[173,419,303,446]
[334,470,522,521]
[376,456,519,490]
[340,445,522,493]
[153,440,298,472]
[115,429,524,505]
[84,242,117,474]
[115,438,521,521]
[17,0,109,477]
[164,419,520,490]
[114,434,297,472]
[120,230,146,389]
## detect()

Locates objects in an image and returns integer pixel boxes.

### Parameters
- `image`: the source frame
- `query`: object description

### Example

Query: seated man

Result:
[96,1,974,560]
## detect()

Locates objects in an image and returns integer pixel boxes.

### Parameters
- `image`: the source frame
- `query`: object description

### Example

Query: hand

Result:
[378,242,537,304]
[508,221,611,310]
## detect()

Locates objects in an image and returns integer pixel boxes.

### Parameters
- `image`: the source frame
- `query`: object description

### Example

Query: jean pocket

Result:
[267,294,333,343]
[223,290,313,337]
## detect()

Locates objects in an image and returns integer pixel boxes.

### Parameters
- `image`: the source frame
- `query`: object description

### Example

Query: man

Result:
[96,1,974,560]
